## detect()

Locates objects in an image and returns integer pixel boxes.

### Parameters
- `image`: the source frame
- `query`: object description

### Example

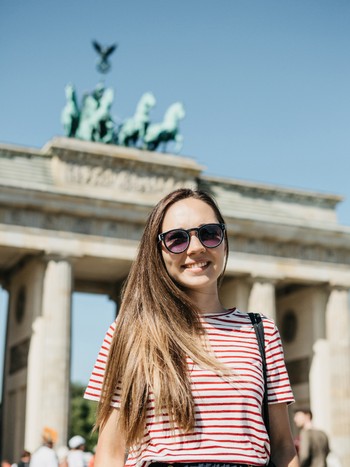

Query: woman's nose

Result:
[187,232,205,254]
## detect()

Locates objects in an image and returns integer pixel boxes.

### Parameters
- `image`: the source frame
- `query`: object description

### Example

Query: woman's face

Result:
[160,197,226,295]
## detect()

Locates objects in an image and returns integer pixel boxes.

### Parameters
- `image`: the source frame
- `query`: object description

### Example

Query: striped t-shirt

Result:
[84,308,294,467]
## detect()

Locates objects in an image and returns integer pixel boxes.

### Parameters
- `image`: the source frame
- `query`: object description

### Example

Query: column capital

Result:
[327,283,350,293]
[41,253,77,265]
[249,275,280,285]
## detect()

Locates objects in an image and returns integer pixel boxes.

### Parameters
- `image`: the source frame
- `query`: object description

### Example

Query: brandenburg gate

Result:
[1,137,350,464]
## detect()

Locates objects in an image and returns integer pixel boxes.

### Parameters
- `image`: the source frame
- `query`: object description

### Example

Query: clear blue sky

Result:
[1,0,350,388]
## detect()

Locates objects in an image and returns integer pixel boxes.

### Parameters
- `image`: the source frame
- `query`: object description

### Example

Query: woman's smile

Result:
[183,261,209,270]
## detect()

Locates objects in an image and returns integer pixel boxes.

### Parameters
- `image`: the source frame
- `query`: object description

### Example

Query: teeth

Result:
[186,262,207,269]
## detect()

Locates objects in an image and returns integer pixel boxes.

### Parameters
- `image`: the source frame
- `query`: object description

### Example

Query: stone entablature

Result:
[229,234,350,266]
[1,204,350,268]
[1,137,350,272]
[46,137,202,200]
[200,176,342,226]
[1,137,343,222]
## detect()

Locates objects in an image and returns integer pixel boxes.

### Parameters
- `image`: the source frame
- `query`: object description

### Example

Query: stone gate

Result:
[0,137,350,464]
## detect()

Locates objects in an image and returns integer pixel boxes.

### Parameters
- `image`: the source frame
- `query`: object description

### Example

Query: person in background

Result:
[294,409,330,467]
[29,427,58,467]
[56,445,69,467]
[85,188,299,467]
[67,436,86,467]
[1,460,11,467]
[87,447,96,467]
[17,451,31,467]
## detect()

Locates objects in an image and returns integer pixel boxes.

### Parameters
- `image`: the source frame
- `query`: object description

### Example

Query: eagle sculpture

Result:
[92,40,118,74]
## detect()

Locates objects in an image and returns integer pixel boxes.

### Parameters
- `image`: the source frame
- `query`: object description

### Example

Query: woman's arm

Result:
[298,429,311,467]
[268,403,300,467]
[94,407,127,467]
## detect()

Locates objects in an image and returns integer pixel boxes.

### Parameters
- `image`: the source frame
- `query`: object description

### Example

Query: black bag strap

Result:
[248,312,270,435]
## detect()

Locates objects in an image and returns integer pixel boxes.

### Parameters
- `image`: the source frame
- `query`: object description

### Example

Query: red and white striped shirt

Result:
[84,308,294,467]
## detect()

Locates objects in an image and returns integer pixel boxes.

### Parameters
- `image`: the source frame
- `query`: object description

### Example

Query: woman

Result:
[85,188,299,467]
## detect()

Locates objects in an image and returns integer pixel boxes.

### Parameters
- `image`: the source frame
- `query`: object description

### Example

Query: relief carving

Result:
[53,156,197,194]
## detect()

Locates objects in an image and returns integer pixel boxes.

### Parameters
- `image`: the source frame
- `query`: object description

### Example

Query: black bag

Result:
[248,313,277,467]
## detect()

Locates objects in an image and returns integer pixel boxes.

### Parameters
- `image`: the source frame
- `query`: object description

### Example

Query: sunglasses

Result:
[158,223,226,254]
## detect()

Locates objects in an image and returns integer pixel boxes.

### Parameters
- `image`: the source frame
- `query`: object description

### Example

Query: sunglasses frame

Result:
[158,223,226,254]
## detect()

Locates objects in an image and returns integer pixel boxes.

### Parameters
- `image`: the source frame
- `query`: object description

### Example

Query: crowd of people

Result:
[1,428,95,467]
[1,450,30,467]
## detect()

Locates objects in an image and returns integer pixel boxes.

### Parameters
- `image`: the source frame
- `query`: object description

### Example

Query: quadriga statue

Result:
[61,84,80,137]
[143,102,185,153]
[117,92,156,147]
[75,83,115,143]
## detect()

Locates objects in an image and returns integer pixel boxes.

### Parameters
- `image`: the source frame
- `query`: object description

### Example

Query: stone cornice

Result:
[199,177,343,227]
[0,184,154,222]
[0,143,48,158]
[42,136,204,173]
[200,175,342,209]
[225,217,350,248]
[228,234,350,266]
[0,200,146,241]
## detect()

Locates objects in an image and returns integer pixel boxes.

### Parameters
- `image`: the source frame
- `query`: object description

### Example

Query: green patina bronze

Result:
[61,84,80,138]
[75,83,115,143]
[143,102,185,153]
[61,41,185,153]
[61,82,115,143]
[117,92,156,148]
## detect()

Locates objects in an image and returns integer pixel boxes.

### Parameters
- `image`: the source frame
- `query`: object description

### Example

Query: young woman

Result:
[84,188,299,467]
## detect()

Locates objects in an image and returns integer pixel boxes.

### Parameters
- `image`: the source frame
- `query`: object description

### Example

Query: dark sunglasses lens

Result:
[164,230,189,253]
[199,224,223,247]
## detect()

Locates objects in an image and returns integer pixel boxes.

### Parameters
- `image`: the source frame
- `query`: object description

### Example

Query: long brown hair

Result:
[95,189,229,446]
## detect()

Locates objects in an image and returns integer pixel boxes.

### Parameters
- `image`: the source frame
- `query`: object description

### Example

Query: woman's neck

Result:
[187,289,225,315]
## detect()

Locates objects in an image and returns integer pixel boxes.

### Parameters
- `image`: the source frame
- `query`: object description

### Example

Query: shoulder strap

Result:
[248,312,270,435]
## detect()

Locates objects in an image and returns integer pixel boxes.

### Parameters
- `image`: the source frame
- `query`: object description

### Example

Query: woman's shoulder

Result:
[226,308,275,322]
[234,309,277,333]
[205,307,262,325]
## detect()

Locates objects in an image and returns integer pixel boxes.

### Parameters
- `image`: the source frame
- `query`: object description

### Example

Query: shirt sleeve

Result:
[84,320,120,406]
[263,316,295,405]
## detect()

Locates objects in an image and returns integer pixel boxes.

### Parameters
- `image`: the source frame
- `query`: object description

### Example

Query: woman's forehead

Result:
[162,198,217,230]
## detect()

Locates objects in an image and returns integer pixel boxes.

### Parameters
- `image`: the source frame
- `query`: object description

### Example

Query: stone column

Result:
[25,257,73,451]
[309,339,331,431]
[248,277,276,321]
[220,277,252,311]
[326,285,350,465]
[308,287,330,432]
